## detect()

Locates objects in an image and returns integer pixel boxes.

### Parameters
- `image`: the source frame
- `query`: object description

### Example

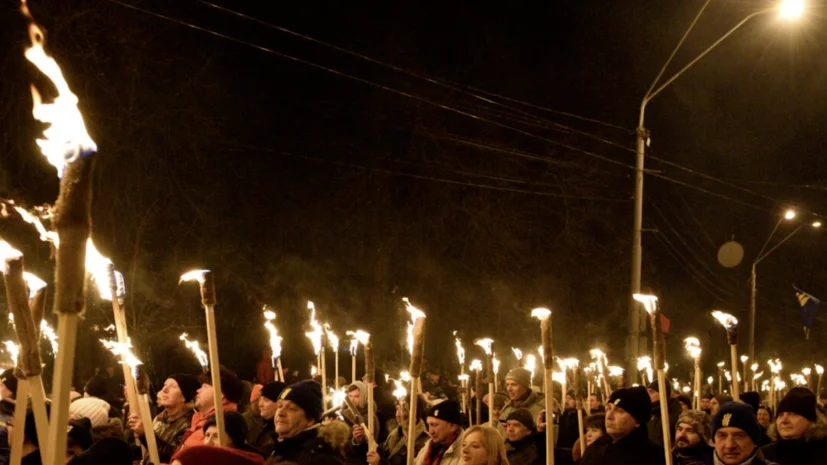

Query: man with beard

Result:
[672,410,712,465]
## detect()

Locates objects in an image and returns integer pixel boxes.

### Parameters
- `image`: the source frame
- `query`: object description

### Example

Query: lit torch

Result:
[263,308,284,382]
[22,272,47,334]
[637,356,653,386]
[634,293,672,465]
[404,298,425,464]
[455,332,468,416]
[180,269,226,447]
[711,311,740,398]
[475,338,495,426]
[816,364,824,396]
[740,355,749,393]
[305,302,325,408]
[684,337,702,409]
[326,325,340,391]
[531,307,554,465]
[470,359,483,425]
[349,333,359,384]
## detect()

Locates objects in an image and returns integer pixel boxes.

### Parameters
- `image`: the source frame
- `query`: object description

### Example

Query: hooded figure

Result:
[345,381,380,443]
[580,386,665,465]
[761,387,827,465]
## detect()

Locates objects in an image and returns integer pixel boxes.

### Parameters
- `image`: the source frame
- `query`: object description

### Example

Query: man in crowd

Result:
[672,410,712,465]
[247,382,284,456]
[700,394,713,415]
[414,400,463,465]
[711,402,774,465]
[128,373,199,464]
[761,387,827,465]
[557,391,580,449]
[499,368,544,432]
[176,367,244,454]
[268,380,347,464]
[589,394,605,414]
[580,386,665,465]
[504,409,539,465]
[348,381,380,445]
[646,382,682,446]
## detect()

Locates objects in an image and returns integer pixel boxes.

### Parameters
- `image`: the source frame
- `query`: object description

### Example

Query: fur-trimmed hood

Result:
[316,418,351,455]
[767,406,827,441]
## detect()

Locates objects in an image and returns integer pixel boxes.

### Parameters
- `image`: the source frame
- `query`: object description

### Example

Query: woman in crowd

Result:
[460,425,510,465]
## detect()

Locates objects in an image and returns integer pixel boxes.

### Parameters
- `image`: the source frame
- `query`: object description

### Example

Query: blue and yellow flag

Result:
[794,285,820,340]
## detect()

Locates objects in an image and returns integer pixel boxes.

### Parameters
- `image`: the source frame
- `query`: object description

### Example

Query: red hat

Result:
[174,445,264,465]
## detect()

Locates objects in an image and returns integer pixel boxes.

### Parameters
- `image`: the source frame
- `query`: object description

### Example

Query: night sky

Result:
[1,0,826,384]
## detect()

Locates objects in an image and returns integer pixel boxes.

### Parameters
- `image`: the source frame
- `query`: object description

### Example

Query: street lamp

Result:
[749,210,821,361]
[627,1,806,375]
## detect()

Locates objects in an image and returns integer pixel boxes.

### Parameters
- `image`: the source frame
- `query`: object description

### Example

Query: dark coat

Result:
[249,417,277,457]
[268,421,349,465]
[647,398,683,446]
[372,420,429,465]
[556,408,580,449]
[704,449,778,465]
[580,427,666,465]
[673,443,712,465]
[506,435,540,465]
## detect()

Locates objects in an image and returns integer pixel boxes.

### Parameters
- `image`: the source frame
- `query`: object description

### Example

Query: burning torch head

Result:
[711,311,738,344]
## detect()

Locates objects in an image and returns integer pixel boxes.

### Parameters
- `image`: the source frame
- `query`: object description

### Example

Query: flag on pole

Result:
[660,314,671,334]
[793,285,820,340]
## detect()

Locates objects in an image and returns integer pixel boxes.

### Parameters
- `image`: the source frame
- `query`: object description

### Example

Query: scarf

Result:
[423,431,459,465]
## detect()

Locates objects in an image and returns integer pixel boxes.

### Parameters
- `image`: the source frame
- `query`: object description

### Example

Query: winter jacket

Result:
[249,417,277,457]
[0,411,11,465]
[498,390,545,436]
[364,420,429,465]
[761,408,827,465]
[647,398,683,446]
[341,383,380,443]
[176,400,239,455]
[506,435,541,465]
[141,408,194,464]
[373,387,397,443]
[413,429,463,465]
[580,426,666,465]
[267,420,350,465]
[673,443,713,465]
[556,408,580,449]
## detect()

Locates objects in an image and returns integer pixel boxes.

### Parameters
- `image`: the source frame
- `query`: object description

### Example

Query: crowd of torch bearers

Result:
[1,3,826,465]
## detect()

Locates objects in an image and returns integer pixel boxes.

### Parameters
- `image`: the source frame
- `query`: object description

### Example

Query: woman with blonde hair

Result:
[460,425,510,465]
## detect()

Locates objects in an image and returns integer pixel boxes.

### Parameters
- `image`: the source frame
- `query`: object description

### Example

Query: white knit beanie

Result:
[69,397,110,427]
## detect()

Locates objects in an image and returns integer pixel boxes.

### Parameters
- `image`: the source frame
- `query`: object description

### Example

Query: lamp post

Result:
[627,0,806,375]
[749,211,821,361]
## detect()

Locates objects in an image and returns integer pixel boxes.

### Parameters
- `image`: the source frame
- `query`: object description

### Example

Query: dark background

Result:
[1,0,826,388]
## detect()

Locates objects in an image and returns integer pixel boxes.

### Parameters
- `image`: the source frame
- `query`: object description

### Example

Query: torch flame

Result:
[552,371,566,384]
[13,207,59,246]
[632,294,658,314]
[346,330,370,346]
[85,239,115,300]
[512,348,523,361]
[717,361,725,368]
[400,371,411,382]
[751,363,759,372]
[802,367,812,376]
[454,336,466,365]
[311,365,317,376]
[558,357,580,370]
[263,308,283,361]
[179,333,208,368]
[817,365,824,376]
[683,337,702,359]
[3,341,19,366]
[608,365,624,377]
[711,311,738,330]
[725,371,731,381]
[392,380,407,400]
[305,301,323,356]
[402,297,426,321]
[348,336,358,356]
[754,371,764,380]
[470,360,483,372]
[493,356,500,374]
[474,338,493,355]
[0,240,23,261]
[530,307,551,320]
[325,325,339,351]
[179,269,210,284]
[768,359,782,374]
[330,388,347,408]
[22,272,47,300]
[100,338,142,378]
[637,356,653,383]
[707,376,714,385]
[23,16,97,178]
[523,354,536,379]
[40,319,58,354]
[740,355,749,363]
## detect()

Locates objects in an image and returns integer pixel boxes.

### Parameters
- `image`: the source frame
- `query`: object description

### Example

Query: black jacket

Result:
[647,399,683,446]
[269,422,349,465]
[761,437,827,465]
[556,409,580,449]
[580,427,666,465]
[704,449,778,465]
[673,443,713,465]
[506,435,540,465]
[251,417,277,457]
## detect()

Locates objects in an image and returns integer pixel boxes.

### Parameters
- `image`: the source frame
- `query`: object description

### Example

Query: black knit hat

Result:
[608,386,651,426]
[168,374,201,403]
[777,387,817,422]
[204,411,248,447]
[427,399,461,426]
[279,380,323,421]
[712,402,761,444]
[260,382,286,402]
[647,380,672,398]
[505,408,536,431]
[739,392,761,413]
[67,417,94,451]
[84,375,108,399]
[200,367,244,404]
[66,437,132,465]
[0,369,18,399]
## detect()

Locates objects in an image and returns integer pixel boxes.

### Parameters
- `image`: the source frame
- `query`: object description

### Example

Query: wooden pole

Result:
[487,354,495,426]
[335,351,340,390]
[817,373,823,397]
[650,308,673,465]
[730,346,740,399]
[27,287,49,450]
[574,365,585,456]
[475,370,482,425]
[694,359,702,410]
[9,380,30,465]
[276,358,285,383]
[539,314,555,465]
[352,352,357,384]
[134,367,161,465]
[365,340,376,452]
[406,317,425,465]
[321,343,327,410]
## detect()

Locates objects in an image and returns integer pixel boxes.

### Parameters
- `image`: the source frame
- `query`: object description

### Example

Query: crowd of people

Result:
[0,362,824,465]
